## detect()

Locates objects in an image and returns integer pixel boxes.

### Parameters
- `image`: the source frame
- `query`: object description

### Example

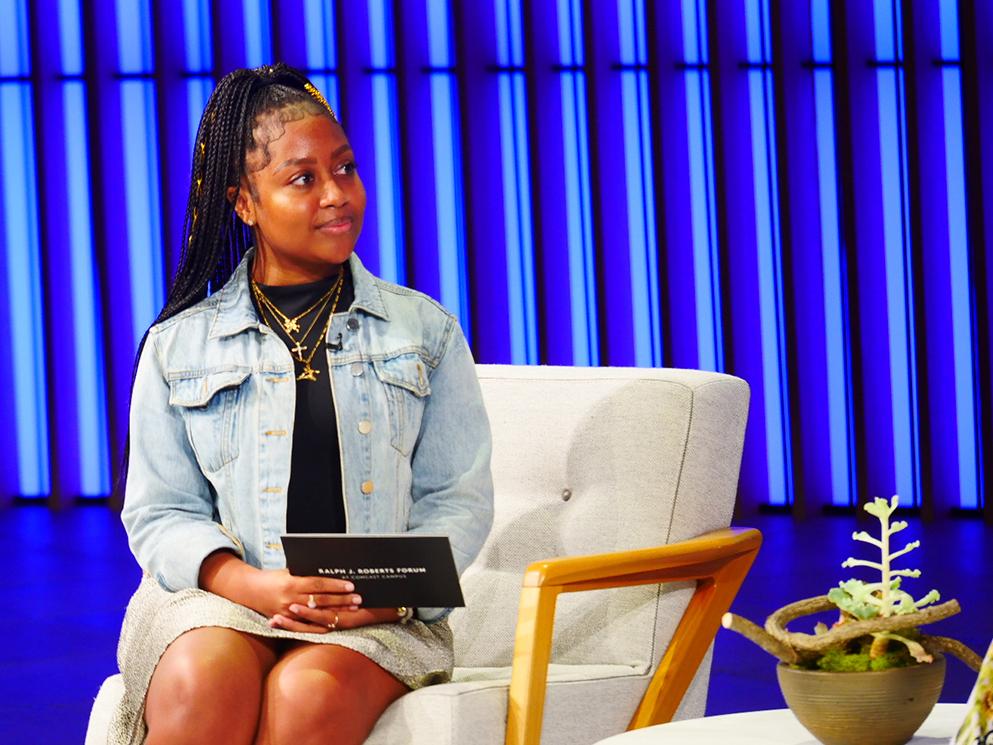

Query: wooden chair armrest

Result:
[521,527,762,591]
[505,527,762,745]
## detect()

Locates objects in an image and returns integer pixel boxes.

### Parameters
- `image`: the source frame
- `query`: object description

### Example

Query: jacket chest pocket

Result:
[168,367,252,473]
[373,354,431,457]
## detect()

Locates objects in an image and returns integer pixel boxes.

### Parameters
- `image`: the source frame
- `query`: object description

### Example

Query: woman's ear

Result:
[227,182,256,227]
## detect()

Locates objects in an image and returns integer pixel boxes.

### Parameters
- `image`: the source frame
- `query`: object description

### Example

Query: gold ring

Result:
[328,612,339,631]
[307,594,317,609]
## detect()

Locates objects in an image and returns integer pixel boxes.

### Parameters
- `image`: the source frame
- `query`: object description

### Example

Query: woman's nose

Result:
[319,177,347,207]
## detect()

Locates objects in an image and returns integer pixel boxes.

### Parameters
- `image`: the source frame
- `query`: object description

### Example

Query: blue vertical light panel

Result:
[182,0,213,143]
[426,0,469,331]
[745,0,793,506]
[117,0,164,347]
[873,0,922,506]
[368,0,404,285]
[304,0,340,112]
[556,0,598,365]
[241,0,272,67]
[680,0,723,372]
[939,0,979,508]
[494,0,537,364]
[617,0,661,366]
[0,0,50,496]
[811,0,854,507]
[56,0,111,496]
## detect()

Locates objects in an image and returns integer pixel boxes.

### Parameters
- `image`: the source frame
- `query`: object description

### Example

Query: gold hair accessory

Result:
[304,82,337,119]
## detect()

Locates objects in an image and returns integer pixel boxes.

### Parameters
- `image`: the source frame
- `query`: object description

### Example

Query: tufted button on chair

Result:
[86,365,760,745]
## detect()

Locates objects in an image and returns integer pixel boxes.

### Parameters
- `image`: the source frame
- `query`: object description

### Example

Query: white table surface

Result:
[593,703,967,744]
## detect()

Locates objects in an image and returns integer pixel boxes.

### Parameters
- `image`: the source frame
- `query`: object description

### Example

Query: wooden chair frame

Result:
[504,527,762,745]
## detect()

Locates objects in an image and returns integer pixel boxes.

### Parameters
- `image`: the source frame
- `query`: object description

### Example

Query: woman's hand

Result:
[269,605,403,634]
[249,568,362,620]
[199,550,360,624]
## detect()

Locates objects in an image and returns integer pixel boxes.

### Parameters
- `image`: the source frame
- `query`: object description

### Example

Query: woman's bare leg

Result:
[145,627,280,745]
[255,643,408,745]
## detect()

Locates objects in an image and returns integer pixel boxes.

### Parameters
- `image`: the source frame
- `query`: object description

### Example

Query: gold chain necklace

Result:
[252,280,334,358]
[252,270,346,382]
[252,280,336,335]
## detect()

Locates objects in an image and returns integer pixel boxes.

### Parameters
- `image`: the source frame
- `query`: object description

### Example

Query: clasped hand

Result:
[256,570,393,633]
[199,553,401,634]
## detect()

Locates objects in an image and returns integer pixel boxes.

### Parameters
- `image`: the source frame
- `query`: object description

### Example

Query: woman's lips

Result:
[317,217,353,233]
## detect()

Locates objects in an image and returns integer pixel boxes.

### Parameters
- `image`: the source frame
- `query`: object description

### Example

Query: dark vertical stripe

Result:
[900,0,929,516]
[210,0,224,77]
[769,0,805,517]
[151,0,175,291]
[392,0,414,290]
[333,0,347,106]
[960,0,993,522]
[523,2,549,364]
[705,0,734,376]
[451,0,480,353]
[269,0,283,63]
[581,0,609,366]
[644,0,672,368]
[831,0,868,513]
[892,0,924,511]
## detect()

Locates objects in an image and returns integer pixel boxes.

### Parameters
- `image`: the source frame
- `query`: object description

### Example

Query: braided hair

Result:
[120,64,338,492]
[158,63,339,325]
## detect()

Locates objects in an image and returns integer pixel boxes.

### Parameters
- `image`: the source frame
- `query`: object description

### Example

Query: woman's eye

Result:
[291,173,314,186]
[335,160,357,176]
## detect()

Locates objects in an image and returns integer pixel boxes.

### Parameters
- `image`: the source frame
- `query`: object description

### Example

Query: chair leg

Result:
[505,585,561,745]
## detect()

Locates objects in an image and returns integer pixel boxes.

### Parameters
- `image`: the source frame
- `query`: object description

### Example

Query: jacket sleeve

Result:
[120,332,243,592]
[405,319,494,623]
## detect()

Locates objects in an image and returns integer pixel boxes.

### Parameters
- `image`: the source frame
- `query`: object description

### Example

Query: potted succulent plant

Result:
[723,496,982,745]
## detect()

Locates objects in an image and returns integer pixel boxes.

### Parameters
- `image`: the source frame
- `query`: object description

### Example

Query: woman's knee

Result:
[145,627,277,743]
[263,647,406,745]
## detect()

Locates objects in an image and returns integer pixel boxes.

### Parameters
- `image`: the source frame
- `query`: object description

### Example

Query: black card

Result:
[281,534,465,608]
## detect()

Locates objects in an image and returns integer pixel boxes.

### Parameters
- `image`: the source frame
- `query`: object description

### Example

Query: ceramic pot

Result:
[776,654,945,745]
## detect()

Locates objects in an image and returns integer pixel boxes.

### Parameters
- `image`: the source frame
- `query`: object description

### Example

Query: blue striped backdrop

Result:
[0,0,989,520]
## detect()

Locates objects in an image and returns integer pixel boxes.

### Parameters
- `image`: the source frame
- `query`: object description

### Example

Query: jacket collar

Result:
[208,248,389,340]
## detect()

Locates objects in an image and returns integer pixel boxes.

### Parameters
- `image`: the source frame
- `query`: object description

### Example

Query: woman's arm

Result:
[121,333,246,591]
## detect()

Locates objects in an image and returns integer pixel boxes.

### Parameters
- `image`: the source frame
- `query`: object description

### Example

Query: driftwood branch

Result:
[920,635,983,672]
[721,613,798,664]
[764,596,962,654]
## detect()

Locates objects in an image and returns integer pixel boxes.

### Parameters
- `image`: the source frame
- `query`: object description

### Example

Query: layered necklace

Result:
[251,269,345,382]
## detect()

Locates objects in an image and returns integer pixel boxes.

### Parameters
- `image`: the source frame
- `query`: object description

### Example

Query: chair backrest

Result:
[450,365,750,672]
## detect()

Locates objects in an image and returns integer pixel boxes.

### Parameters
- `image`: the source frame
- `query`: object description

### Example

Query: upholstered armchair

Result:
[87,365,759,745]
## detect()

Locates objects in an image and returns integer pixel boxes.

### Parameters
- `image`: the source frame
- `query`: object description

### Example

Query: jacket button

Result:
[347,317,360,331]
[358,420,373,434]
[561,489,572,502]
[351,363,363,376]
[361,480,375,494]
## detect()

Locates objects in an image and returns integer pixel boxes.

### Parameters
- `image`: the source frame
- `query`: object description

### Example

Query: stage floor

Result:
[1,506,989,743]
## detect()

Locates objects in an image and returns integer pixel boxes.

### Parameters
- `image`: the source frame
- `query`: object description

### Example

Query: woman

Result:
[113,64,494,745]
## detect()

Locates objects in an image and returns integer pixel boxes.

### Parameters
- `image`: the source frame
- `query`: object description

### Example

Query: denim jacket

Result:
[121,249,494,623]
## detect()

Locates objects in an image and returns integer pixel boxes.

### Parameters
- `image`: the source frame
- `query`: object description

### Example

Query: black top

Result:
[250,265,355,534]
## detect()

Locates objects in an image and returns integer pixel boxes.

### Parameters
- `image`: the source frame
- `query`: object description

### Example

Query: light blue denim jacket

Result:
[121,249,494,623]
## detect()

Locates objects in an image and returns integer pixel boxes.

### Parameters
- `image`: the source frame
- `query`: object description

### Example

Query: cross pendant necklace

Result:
[291,342,307,359]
